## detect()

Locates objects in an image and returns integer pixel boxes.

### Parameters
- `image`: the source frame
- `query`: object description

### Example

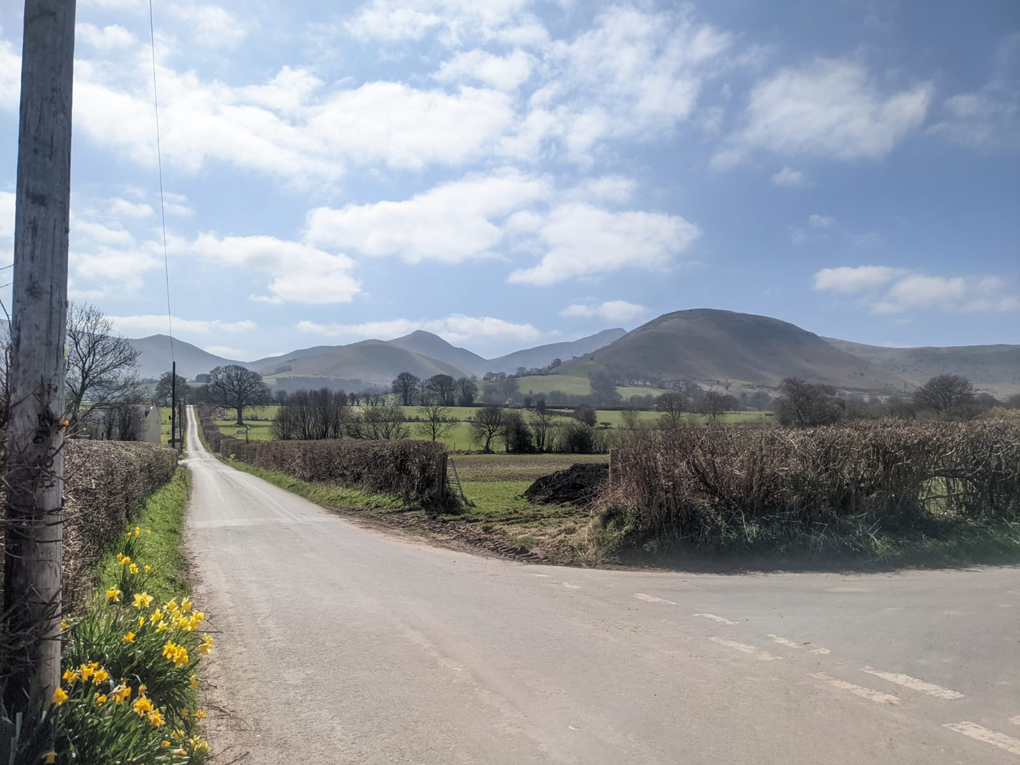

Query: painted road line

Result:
[1011,715,1020,726]
[809,647,832,655]
[635,593,677,605]
[861,667,964,700]
[944,722,1020,756]
[710,637,781,661]
[767,635,801,649]
[562,583,581,590]
[808,673,900,705]
[694,613,737,625]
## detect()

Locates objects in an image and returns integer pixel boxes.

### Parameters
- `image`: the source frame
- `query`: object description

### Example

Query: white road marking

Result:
[809,647,832,655]
[1010,715,1020,726]
[809,673,900,705]
[532,574,552,578]
[694,613,737,625]
[944,722,1020,756]
[562,583,581,590]
[767,635,802,649]
[710,637,781,661]
[861,667,964,700]
[634,593,677,605]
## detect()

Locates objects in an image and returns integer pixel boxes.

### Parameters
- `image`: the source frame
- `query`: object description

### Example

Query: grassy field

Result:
[216,404,771,449]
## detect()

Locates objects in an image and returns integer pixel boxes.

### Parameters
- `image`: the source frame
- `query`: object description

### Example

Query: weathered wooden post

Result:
[2,0,77,708]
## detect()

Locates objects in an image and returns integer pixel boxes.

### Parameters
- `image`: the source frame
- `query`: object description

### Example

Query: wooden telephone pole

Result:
[2,0,77,707]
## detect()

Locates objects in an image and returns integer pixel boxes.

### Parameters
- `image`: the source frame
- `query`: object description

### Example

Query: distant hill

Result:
[486,328,627,375]
[386,331,489,376]
[559,310,910,393]
[260,340,472,389]
[250,345,341,374]
[824,338,1020,398]
[128,335,241,380]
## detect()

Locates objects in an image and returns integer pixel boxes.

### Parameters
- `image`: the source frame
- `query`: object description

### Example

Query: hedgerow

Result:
[600,419,1020,552]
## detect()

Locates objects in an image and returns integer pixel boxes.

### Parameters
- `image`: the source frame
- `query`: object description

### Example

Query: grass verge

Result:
[94,468,193,603]
[226,459,405,512]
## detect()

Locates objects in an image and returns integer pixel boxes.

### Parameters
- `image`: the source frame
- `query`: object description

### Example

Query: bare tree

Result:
[471,405,505,452]
[361,403,410,440]
[391,372,420,406]
[914,375,975,413]
[456,377,478,407]
[700,391,737,420]
[621,406,641,430]
[427,374,457,406]
[272,388,349,440]
[64,302,141,433]
[154,370,190,407]
[773,378,844,427]
[657,391,687,427]
[414,404,455,442]
[208,364,271,425]
[528,399,555,452]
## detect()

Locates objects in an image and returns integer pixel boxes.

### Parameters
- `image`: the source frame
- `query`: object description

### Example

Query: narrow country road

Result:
[183,407,1020,764]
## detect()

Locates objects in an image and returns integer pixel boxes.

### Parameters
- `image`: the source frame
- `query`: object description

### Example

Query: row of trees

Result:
[391,372,478,407]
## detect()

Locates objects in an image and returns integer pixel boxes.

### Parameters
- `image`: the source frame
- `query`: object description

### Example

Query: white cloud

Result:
[561,300,649,322]
[508,203,701,286]
[808,214,834,228]
[167,3,253,49]
[931,34,1020,151]
[296,314,548,345]
[193,233,360,305]
[305,169,551,263]
[76,23,138,51]
[345,0,536,46]
[812,265,906,293]
[0,190,14,242]
[790,228,807,245]
[570,175,636,204]
[435,48,535,91]
[109,198,154,218]
[814,266,1019,314]
[772,166,808,187]
[109,315,256,335]
[204,345,254,361]
[713,59,931,169]
[162,193,195,217]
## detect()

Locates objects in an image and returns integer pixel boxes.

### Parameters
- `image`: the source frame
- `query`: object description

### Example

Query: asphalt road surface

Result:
[184,407,1020,764]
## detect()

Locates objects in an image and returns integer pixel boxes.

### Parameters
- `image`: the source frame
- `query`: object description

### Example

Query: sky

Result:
[0,0,1017,361]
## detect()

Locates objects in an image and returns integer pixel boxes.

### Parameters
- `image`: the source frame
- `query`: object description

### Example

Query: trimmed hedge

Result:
[0,439,178,610]
[201,406,448,505]
[606,419,1020,544]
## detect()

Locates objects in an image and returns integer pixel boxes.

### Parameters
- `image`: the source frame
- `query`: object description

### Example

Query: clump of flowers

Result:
[34,529,213,764]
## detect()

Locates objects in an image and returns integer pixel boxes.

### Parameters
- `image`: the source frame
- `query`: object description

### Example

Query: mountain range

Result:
[126,309,1020,398]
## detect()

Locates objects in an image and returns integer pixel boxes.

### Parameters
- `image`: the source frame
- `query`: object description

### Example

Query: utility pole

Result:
[2,0,78,708]
[169,360,176,449]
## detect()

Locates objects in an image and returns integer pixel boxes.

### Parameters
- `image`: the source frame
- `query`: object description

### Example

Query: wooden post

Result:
[2,0,77,708]
[169,360,176,449]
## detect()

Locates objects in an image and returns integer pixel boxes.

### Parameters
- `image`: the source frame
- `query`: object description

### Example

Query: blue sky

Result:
[1,0,1017,360]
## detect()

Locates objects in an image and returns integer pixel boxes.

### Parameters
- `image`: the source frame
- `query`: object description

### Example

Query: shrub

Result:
[602,419,1020,548]
[223,438,449,506]
[500,410,535,453]
[553,421,608,454]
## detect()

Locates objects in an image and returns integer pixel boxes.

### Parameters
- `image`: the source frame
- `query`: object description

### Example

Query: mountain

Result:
[559,309,911,393]
[486,328,627,375]
[824,338,1020,398]
[250,345,341,374]
[128,335,242,380]
[386,331,489,376]
[258,340,472,389]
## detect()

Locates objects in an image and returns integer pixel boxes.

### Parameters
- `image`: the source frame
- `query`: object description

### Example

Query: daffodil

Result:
[129,563,140,575]
[60,619,69,633]
[138,616,146,628]
[146,529,152,535]
[122,631,135,643]
[133,592,154,610]
[133,695,154,717]
[94,693,107,705]
[93,668,109,685]
[118,556,130,568]
[106,588,122,602]
[144,564,152,572]
[52,687,68,706]
[180,597,193,611]
[42,752,57,764]
[195,709,207,719]
[149,708,166,727]
[134,526,141,536]
[199,634,214,654]
[112,685,132,705]
[189,674,200,690]
[79,663,95,681]
[62,669,79,685]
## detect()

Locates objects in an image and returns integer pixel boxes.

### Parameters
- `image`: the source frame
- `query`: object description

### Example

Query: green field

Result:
[515,374,674,399]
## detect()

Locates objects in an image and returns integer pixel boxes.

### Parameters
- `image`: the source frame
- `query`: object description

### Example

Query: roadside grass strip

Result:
[808,673,900,705]
[943,722,1020,756]
[860,667,964,700]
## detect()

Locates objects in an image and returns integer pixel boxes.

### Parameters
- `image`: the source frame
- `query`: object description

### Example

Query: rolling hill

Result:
[128,335,241,380]
[558,309,911,393]
[257,340,472,389]
[485,328,627,375]
[385,331,489,376]
[825,339,1020,398]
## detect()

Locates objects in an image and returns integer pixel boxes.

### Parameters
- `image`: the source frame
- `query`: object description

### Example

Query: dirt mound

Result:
[524,463,608,506]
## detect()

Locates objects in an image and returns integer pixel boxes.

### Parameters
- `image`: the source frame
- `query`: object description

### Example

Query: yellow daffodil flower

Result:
[195,709,207,719]
[94,693,107,705]
[42,752,57,764]
[118,556,130,568]
[79,664,94,681]
[133,695,153,717]
[122,631,135,643]
[189,674,200,689]
[199,634,214,654]
[112,685,132,705]
[52,687,68,706]
[93,668,109,684]
[129,563,140,575]
[62,669,79,684]
[146,529,152,535]
[144,565,152,572]
[133,592,154,610]
[135,527,141,536]
[60,619,69,633]
[106,588,122,602]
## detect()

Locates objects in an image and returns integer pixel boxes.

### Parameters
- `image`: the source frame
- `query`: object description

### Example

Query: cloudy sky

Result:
[0,0,1017,360]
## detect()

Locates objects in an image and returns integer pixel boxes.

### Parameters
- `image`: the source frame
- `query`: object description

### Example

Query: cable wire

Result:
[148,0,174,361]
